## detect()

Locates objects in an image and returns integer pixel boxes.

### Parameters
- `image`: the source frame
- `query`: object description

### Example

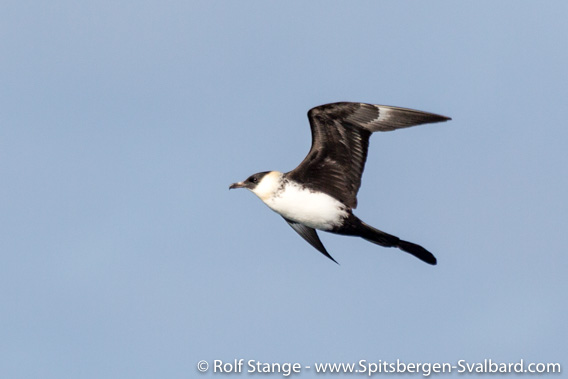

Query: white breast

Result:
[264,182,348,230]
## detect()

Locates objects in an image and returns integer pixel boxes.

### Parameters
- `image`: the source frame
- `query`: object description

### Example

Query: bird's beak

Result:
[229,181,245,190]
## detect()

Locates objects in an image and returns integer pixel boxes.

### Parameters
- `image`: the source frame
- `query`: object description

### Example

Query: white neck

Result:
[250,171,283,201]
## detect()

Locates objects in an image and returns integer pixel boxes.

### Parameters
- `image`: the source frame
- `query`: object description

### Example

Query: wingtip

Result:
[322,251,339,265]
[434,114,452,123]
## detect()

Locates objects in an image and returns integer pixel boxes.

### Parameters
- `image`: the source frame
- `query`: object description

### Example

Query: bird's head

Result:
[229,171,283,201]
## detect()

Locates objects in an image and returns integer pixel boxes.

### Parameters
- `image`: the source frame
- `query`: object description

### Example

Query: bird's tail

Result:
[358,221,437,265]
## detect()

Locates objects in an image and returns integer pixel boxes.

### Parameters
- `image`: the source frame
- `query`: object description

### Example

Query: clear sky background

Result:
[1,1,567,378]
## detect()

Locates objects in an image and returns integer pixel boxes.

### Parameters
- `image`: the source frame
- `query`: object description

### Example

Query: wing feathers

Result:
[283,218,338,264]
[349,104,451,132]
[287,102,450,208]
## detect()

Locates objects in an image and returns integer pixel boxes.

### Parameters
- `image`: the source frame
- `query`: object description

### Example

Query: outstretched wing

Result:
[286,102,451,208]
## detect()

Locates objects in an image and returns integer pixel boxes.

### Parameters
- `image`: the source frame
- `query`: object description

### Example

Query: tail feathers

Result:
[398,240,437,265]
[359,222,437,265]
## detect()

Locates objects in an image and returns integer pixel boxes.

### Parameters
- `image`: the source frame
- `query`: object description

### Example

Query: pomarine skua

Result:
[230,102,451,265]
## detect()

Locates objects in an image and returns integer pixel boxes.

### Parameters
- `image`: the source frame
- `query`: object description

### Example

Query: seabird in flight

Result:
[230,102,451,265]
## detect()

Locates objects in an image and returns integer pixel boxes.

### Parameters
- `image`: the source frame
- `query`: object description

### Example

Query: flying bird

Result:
[230,102,451,265]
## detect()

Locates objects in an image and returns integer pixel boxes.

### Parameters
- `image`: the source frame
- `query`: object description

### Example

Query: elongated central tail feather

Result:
[358,222,437,265]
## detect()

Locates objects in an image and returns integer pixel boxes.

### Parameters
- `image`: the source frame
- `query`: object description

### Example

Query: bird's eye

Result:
[249,177,258,183]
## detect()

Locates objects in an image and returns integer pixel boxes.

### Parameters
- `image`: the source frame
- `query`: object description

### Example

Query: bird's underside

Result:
[230,102,451,265]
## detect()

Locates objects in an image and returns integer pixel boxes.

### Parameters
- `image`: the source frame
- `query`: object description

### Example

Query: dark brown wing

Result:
[283,217,338,264]
[285,102,451,208]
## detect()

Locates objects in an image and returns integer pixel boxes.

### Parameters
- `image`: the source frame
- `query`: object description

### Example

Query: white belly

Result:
[263,184,347,230]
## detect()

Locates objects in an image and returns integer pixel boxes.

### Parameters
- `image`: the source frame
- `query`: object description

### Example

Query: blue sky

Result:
[1,1,567,378]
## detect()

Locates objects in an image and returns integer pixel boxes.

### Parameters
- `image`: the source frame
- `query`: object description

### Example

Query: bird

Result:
[229,102,451,265]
